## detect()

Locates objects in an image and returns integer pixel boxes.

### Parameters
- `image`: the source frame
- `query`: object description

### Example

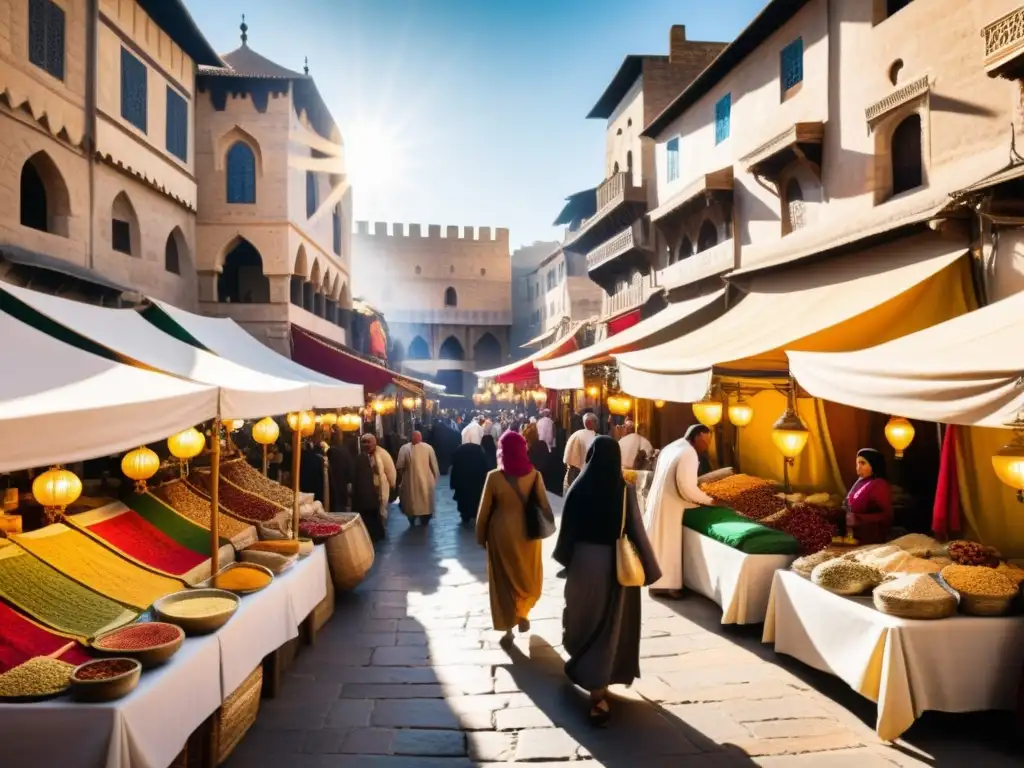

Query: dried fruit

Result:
[941,564,1018,598]
[299,520,342,539]
[946,540,1000,567]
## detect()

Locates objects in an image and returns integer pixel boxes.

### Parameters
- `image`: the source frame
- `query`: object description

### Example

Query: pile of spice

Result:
[873,573,957,619]
[160,596,236,619]
[151,481,256,546]
[702,474,783,520]
[245,540,302,556]
[0,657,74,698]
[996,561,1024,586]
[76,508,207,577]
[791,550,836,578]
[129,493,221,557]
[299,520,342,539]
[73,658,137,681]
[212,565,272,592]
[888,533,946,558]
[13,526,182,611]
[760,505,833,555]
[94,622,181,651]
[811,559,884,595]
[222,460,294,507]
[188,473,284,522]
[940,564,1018,598]
[0,602,90,674]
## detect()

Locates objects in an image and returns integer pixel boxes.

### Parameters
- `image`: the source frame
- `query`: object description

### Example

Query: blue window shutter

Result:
[306,171,318,218]
[781,38,804,93]
[165,87,188,161]
[332,205,342,255]
[120,48,148,132]
[666,137,680,182]
[226,142,256,204]
[715,94,731,144]
[28,0,65,81]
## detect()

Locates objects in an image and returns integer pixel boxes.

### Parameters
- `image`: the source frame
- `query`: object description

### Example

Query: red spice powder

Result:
[299,521,342,538]
[89,509,207,575]
[0,602,90,674]
[95,623,180,650]
[74,658,136,681]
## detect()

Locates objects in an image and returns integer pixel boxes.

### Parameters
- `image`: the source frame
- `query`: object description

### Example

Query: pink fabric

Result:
[932,425,961,538]
[498,431,533,477]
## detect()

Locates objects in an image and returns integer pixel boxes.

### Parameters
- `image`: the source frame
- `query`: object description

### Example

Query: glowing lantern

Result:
[286,410,316,435]
[692,399,723,427]
[490,382,502,395]
[121,447,160,492]
[728,399,754,428]
[32,467,82,523]
[993,418,1024,502]
[414,397,423,409]
[586,385,600,398]
[252,417,280,445]
[339,412,361,432]
[531,388,547,406]
[226,419,245,432]
[371,400,387,414]
[472,393,483,405]
[167,427,205,460]
[320,412,338,427]
[402,396,417,410]
[607,394,632,416]
[884,417,915,458]
[771,408,809,460]
[654,400,665,409]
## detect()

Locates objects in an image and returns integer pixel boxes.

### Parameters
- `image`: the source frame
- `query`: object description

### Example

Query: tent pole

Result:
[262,444,268,476]
[292,428,301,540]
[210,418,221,578]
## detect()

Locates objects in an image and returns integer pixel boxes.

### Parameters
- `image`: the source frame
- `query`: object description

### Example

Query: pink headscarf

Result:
[497,431,533,477]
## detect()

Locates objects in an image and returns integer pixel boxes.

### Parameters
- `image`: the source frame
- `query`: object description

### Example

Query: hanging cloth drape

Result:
[932,426,961,539]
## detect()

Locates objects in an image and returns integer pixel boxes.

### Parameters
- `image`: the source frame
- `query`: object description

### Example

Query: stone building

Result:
[192,21,353,356]
[514,246,603,352]
[351,221,511,394]
[562,25,727,335]
[0,0,221,306]
[509,239,558,351]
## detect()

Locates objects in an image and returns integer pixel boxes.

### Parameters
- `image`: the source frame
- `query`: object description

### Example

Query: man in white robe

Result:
[536,409,555,451]
[461,415,484,445]
[645,424,715,598]
[396,431,439,526]
[618,420,654,469]
[562,412,599,494]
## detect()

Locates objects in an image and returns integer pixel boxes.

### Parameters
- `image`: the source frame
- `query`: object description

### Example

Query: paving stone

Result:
[664,704,751,743]
[368,607,407,621]
[325,699,374,728]
[494,705,555,730]
[747,718,850,739]
[392,729,466,756]
[341,684,445,699]
[722,695,828,723]
[302,729,348,754]
[370,699,462,729]
[513,727,586,761]
[755,746,897,766]
[256,700,333,731]
[395,632,428,646]
[339,728,394,755]
[370,646,430,666]
[466,730,517,761]
[343,633,399,648]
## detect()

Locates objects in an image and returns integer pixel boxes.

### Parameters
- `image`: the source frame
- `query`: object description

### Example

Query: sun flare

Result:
[344,118,412,204]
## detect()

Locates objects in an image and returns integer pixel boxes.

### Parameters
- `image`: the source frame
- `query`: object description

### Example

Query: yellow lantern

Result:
[371,399,387,414]
[32,467,82,523]
[167,427,205,460]
[586,385,600,398]
[252,417,280,445]
[771,409,810,460]
[121,447,160,492]
[993,421,1024,502]
[884,416,915,459]
[607,394,632,416]
[728,399,754,428]
[286,410,316,436]
[490,382,502,395]
[402,396,417,410]
[414,397,423,409]
[531,388,547,406]
[692,399,723,427]
[654,400,665,409]
[320,412,338,427]
[339,412,361,432]
[226,419,245,432]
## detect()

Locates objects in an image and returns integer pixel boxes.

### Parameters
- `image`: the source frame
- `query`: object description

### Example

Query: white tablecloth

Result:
[683,528,795,624]
[763,569,1024,740]
[284,545,328,624]
[0,632,222,768]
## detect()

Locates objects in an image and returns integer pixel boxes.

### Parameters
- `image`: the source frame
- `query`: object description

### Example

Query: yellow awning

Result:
[535,290,725,390]
[615,234,970,403]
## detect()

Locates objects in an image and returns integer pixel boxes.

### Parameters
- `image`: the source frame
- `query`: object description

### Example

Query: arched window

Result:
[697,220,718,252]
[891,114,923,196]
[306,171,318,218]
[785,178,806,232]
[226,142,256,203]
[679,236,693,261]
[407,336,430,360]
[626,150,633,176]
[444,286,457,307]
[332,203,342,255]
[439,336,465,361]
[473,333,502,369]
[165,230,182,274]
[19,151,70,235]
[20,161,48,232]
[218,237,270,303]
[111,192,139,256]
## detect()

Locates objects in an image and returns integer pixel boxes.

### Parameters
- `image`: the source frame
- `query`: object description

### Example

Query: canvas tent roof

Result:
[0,283,316,420]
[0,310,217,472]
[142,300,363,408]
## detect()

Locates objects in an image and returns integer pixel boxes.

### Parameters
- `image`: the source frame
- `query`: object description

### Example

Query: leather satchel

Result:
[502,472,555,540]
[616,487,645,587]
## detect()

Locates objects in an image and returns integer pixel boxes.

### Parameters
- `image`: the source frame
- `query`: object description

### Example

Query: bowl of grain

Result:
[201,562,274,594]
[153,588,240,635]
[0,657,75,702]
[810,559,884,596]
[872,573,957,620]
[939,564,1019,616]
[91,621,184,668]
[70,657,141,702]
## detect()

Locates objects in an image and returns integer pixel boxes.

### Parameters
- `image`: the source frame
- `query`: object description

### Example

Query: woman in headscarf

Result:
[481,434,498,471]
[476,431,551,644]
[554,436,661,727]
[450,439,489,524]
[844,448,893,544]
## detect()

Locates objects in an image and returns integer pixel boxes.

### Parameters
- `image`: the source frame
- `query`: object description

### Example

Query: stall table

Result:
[763,569,1024,741]
[683,529,795,624]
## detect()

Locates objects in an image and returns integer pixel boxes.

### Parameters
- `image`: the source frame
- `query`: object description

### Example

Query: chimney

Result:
[669,25,687,62]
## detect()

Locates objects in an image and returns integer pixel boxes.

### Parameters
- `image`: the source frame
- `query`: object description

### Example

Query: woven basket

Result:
[873,592,957,620]
[958,591,1015,617]
[324,513,374,591]
[212,665,263,765]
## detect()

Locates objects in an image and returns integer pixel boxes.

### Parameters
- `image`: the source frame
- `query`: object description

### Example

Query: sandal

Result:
[588,698,611,727]
[499,630,514,646]
[517,617,531,633]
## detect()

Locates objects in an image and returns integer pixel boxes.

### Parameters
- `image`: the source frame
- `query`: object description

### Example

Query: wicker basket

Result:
[212,665,263,765]
[324,513,374,591]
[958,591,1016,617]
[873,591,957,620]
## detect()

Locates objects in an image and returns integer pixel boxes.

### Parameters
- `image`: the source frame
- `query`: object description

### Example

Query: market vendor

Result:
[844,448,893,544]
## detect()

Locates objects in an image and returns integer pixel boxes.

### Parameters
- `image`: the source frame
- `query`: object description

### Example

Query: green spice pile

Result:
[0,657,74,698]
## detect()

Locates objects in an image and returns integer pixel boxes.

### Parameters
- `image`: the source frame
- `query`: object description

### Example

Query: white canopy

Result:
[535,290,725,390]
[789,290,1024,428]
[615,236,966,402]
[1,283,314,420]
[475,323,583,383]
[144,300,363,408]
[0,311,217,472]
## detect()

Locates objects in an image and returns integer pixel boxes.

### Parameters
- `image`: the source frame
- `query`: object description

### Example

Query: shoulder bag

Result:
[617,487,645,587]
[502,471,555,540]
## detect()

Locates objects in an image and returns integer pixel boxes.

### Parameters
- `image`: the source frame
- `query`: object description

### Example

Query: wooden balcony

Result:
[658,237,735,291]
[983,6,1024,79]
[586,219,654,290]
[563,172,647,256]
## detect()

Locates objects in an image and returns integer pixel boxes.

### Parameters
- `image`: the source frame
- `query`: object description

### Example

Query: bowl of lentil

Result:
[91,621,184,668]
[202,562,274,594]
[0,657,74,702]
[70,657,141,702]
[153,588,239,635]
[939,564,1020,616]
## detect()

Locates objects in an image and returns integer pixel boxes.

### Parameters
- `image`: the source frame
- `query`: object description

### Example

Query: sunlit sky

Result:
[185,0,766,249]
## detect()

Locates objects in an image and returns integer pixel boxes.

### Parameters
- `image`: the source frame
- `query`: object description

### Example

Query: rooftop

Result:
[138,0,222,67]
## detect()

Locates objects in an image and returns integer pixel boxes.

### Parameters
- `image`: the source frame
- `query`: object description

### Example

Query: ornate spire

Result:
[304,56,309,76]
[240,14,248,46]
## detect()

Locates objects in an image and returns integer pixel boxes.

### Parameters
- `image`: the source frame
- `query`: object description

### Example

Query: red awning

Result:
[291,325,424,395]
[606,309,641,337]
[475,328,580,386]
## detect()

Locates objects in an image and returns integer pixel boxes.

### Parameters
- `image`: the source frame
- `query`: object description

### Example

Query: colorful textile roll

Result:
[150,480,257,550]
[0,600,91,673]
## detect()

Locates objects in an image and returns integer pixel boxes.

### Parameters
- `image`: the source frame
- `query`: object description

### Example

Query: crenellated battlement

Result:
[355,221,510,244]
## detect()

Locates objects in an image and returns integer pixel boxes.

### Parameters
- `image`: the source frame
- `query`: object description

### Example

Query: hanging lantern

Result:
[531,388,547,406]
[314,414,323,425]
[884,416,915,458]
[728,398,754,428]
[32,467,82,523]
[771,407,809,460]
[226,419,245,432]
[320,412,338,427]
[490,382,503,395]
[167,427,205,460]
[121,447,160,492]
[993,416,1024,502]
[252,417,280,445]
[586,385,600,398]
[414,397,423,409]
[286,410,316,435]
[339,412,361,432]
[402,396,417,410]
[692,398,723,427]
[654,400,665,409]
[607,394,632,416]
[472,393,482,405]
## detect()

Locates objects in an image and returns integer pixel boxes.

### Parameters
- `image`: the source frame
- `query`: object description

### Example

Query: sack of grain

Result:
[698,467,734,486]
[792,550,835,578]
[811,559,884,595]
[873,574,957,619]
[940,563,1018,615]
[887,533,946,558]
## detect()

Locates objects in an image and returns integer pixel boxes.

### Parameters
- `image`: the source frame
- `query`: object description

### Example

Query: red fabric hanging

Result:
[607,309,641,337]
[932,425,961,538]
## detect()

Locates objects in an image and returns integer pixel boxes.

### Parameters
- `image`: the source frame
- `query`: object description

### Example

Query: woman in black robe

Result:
[449,442,488,523]
[298,440,327,503]
[327,432,357,511]
[481,434,498,471]
[554,436,661,726]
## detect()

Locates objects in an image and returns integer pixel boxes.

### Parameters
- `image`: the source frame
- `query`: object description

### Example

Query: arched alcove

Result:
[444,286,458,307]
[439,335,465,361]
[218,237,269,303]
[473,332,502,369]
[111,192,140,256]
[697,219,718,253]
[20,151,70,236]
[407,336,430,360]
[891,113,923,195]
[165,227,188,275]
[226,141,257,204]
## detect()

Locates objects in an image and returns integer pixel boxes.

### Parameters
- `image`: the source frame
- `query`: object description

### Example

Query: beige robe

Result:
[396,442,439,518]
[374,448,397,519]
[645,437,714,591]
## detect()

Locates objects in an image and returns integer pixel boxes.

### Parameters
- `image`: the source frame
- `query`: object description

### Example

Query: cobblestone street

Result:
[228,480,1021,767]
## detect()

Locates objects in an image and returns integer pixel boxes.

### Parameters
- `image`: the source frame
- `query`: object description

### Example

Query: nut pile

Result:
[188,474,283,522]
[0,657,74,698]
[811,559,884,595]
[152,481,253,540]
[702,475,783,520]
[947,540,1000,567]
[941,564,1018,598]
[221,461,294,507]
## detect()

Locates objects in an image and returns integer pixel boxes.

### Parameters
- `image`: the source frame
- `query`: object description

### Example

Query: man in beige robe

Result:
[396,431,439,526]
[562,412,599,494]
